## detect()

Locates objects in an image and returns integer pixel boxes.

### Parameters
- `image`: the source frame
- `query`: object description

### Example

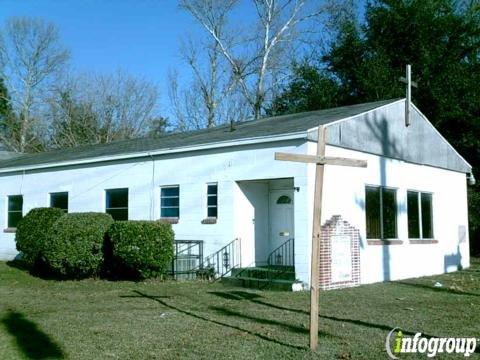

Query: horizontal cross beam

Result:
[399,76,418,88]
[274,152,367,168]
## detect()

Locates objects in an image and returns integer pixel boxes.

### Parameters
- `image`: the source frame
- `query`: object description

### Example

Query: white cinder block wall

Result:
[307,143,470,286]
[0,139,312,280]
[0,136,470,287]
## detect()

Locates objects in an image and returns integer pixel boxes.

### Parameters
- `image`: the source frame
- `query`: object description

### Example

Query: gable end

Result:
[323,100,472,174]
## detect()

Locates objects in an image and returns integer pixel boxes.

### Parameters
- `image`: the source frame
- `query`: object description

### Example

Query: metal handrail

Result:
[267,238,295,268]
[196,238,241,279]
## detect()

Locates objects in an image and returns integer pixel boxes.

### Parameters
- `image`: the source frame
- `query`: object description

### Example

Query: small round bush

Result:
[15,207,65,269]
[107,221,174,279]
[43,212,114,278]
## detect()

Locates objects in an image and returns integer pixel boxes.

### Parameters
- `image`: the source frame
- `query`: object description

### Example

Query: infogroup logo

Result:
[385,328,478,359]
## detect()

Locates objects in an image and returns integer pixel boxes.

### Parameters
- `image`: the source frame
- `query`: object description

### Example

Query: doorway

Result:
[269,189,294,254]
[235,178,295,266]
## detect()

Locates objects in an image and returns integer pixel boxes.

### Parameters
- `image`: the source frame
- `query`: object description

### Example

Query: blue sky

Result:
[0,0,365,118]
[0,0,200,114]
[0,0,191,76]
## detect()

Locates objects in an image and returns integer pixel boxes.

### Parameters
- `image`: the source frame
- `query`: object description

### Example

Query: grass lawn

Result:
[0,260,479,360]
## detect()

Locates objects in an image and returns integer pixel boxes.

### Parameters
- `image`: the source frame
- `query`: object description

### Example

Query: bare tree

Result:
[169,69,206,130]
[0,17,70,152]
[169,41,249,130]
[180,0,324,120]
[186,38,222,128]
[48,71,163,148]
[169,3,244,130]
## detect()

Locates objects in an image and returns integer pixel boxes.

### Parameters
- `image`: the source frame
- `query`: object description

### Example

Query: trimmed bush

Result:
[106,221,174,279]
[43,212,114,278]
[15,207,65,269]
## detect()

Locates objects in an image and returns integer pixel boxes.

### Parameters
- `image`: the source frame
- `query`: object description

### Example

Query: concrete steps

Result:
[223,266,296,291]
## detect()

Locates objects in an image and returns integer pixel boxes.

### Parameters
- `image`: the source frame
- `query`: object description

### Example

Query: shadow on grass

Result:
[463,268,480,273]
[209,305,333,338]
[209,290,263,301]
[208,290,440,338]
[122,290,310,350]
[5,260,30,272]
[6,259,150,282]
[6,260,67,281]
[2,310,64,359]
[396,281,480,297]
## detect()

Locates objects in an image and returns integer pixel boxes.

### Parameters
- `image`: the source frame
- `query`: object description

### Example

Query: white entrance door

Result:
[269,190,294,253]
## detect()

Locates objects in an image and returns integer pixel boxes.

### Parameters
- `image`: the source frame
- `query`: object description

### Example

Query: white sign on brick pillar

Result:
[331,234,352,282]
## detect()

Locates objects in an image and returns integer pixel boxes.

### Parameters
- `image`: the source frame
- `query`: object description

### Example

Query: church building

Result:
[0,99,473,288]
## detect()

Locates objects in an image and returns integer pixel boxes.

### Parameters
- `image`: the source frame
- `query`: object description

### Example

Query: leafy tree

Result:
[268,63,344,116]
[146,117,169,138]
[0,78,42,152]
[332,0,480,254]
[468,187,480,255]
[0,78,10,118]
[0,78,14,149]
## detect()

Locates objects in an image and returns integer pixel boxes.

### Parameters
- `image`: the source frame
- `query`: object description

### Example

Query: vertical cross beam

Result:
[400,64,418,127]
[405,64,412,127]
[309,125,326,350]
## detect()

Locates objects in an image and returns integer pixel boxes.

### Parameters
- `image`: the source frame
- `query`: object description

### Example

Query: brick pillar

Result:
[318,215,360,290]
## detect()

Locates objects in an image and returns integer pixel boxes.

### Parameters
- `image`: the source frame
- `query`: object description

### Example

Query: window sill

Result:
[367,239,403,245]
[3,228,16,233]
[158,217,179,224]
[409,239,438,244]
[201,217,217,224]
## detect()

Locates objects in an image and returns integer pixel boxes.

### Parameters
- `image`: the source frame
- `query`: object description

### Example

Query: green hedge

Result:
[106,221,174,279]
[43,212,114,278]
[15,207,65,269]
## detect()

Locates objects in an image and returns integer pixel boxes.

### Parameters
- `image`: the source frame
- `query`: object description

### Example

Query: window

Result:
[161,186,179,218]
[407,192,420,238]
[7,195,23,228]
[50,192,68,213]
[276,195,292,204]
[407,191,434,239]
[207,183,218,218]
[365,186,397,239]
[105,188,128,221]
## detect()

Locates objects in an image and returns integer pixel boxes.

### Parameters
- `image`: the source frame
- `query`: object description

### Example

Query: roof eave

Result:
[0,131,308,174]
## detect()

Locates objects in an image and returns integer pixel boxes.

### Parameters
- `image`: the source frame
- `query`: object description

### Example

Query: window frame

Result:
[50,191,69,213]
[407,189,434,240]
[7,194,23,229]
[105,188,129,221]
[206,182,218,219]
[365,185,398,240]
[160,185,180,219]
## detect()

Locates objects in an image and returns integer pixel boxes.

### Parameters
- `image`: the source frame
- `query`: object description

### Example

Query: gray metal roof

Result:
[0,99,398,171]
[0,151,21,161]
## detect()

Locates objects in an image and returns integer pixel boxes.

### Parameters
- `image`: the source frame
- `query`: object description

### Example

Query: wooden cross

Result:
[275,126,367,351]
[399,64,418,127]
